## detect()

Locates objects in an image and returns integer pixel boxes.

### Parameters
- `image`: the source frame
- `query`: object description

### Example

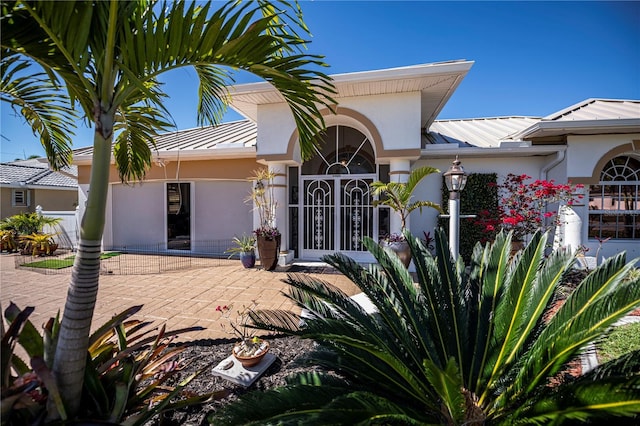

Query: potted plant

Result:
[0,230,18,252]
[246,169,281,271]
[226,234,256,268]
[216,302,270,367]
[20,232,58,256]
[372,166,442,267]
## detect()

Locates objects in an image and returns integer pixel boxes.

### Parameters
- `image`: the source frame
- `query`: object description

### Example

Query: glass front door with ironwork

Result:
[301,176,376,259]
[296,125,381,261]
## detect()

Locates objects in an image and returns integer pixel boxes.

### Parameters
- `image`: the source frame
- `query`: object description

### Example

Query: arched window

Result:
[588,156,640,240]
[301,126,375,175]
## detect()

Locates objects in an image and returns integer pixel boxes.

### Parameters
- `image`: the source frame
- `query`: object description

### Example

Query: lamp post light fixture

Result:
[443,156,468,260]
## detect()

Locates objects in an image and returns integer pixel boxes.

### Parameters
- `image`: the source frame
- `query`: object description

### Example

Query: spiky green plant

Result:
[1,303,223,425]
[0,213,61,236]
[212,230,640,425]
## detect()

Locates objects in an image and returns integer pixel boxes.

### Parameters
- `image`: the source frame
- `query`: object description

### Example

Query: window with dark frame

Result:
[588,156,640,240]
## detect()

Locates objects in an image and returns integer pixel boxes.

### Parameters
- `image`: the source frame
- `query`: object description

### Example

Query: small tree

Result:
[2,0,335,418]
[372,166,442,234]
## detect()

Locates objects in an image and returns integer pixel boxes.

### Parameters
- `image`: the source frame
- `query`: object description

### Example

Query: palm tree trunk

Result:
[50,116,113,418]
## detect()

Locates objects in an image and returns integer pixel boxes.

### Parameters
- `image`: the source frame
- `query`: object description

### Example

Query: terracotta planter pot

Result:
[233,339,270,367]
[257,235,281,271]
[381,240,411,268]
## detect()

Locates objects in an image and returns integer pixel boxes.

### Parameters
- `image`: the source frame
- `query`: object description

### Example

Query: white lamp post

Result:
[443,156,468,260]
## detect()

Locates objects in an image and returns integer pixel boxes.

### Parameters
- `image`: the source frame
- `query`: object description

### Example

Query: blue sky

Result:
[1,0,639,163]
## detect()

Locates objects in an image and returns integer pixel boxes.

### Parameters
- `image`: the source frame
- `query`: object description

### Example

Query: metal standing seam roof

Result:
[0,163,78,188]
[70,99,638,158]
[543,99,640,121]
[426,116,541,148]
[73,120,257,157]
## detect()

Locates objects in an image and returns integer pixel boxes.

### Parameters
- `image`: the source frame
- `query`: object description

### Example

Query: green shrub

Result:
[438,173,498,261]
[1,303,224,425]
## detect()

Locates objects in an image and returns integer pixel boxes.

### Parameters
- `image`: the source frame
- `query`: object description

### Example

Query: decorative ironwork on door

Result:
[302,177,373,253]
[304,179,334,251]
[340,178,372,251]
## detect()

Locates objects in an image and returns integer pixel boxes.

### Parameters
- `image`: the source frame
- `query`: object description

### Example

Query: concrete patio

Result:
[0,253,360,342]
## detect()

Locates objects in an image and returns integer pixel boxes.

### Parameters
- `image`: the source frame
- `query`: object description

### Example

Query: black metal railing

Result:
[15,239,237,275]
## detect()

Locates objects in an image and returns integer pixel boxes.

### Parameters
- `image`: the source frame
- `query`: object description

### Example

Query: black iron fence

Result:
[15,239,237,275]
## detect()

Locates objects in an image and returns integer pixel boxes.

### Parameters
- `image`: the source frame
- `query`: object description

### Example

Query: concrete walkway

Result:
[0,253,360,342]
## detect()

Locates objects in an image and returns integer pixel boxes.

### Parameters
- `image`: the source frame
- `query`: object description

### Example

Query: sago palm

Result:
[213,230,640,425]
[2,0,335,419]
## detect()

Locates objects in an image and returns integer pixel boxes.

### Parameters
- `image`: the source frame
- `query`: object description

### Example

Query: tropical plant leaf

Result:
[0,54,76,169]
[424,357,465,424]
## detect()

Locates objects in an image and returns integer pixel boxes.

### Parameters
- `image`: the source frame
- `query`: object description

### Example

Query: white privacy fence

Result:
[37,205,79,250]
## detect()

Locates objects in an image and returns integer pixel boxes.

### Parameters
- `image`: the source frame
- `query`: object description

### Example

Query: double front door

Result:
[300,175,379,261]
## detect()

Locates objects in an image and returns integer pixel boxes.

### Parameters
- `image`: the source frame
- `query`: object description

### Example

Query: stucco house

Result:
[73,61,640,263]
[0,159,78,218]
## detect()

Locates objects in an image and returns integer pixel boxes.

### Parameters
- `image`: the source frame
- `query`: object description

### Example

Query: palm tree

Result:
[2,0,335,418]
[372,165,442,230]
[214,230,640,425]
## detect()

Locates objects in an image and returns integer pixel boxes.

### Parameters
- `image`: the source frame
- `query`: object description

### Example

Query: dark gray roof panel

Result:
[0,163,77,188]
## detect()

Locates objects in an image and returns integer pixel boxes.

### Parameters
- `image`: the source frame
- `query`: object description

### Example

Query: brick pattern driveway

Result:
[0,254,359,342]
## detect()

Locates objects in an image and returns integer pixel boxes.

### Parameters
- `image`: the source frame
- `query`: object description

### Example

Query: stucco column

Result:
[267,162,293,265]
[389,159,411,234]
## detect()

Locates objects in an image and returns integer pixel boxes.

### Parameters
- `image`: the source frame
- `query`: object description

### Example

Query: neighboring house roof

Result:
[0,162,77,189]
[73,119,257,164]
[512,99,640,140]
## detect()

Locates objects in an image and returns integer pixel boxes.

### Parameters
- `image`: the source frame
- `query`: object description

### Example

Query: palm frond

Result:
[113,98,173,182]
[466,232,510,392]
[507,350,640,425]
[0,54,76,169]
[499,253,640,408]
[424,357,465,424]
[212,382,352,426]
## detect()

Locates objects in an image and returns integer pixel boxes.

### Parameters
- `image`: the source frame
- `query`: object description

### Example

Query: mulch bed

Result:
[158,335,317,425]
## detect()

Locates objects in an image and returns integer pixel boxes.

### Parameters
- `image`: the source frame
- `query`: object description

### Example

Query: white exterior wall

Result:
[565,134,640,262]
[193,180,252,241]
[566,134,640,180]
[107,180,252,249]
[255,92,423,159]
[111,182,165,248]
[343,93,422,153]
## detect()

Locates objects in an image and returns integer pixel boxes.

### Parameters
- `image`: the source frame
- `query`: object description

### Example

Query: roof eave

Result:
[229,61,475,122]
[73,147,256,165]
[421,145,565,159]
[0,183,76,190]
[516,119,640,140]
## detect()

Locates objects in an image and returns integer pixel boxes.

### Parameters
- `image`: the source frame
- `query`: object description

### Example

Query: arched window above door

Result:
[588,155,640,240]
[301,126,375,175]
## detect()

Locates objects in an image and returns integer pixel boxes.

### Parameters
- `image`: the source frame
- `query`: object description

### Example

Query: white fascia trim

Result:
[330,60,474,85]
[74,147,256,165]
[518,119,640,139]
[1,183,76,190]
[228,61,475,96]
[421,145,565,158]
